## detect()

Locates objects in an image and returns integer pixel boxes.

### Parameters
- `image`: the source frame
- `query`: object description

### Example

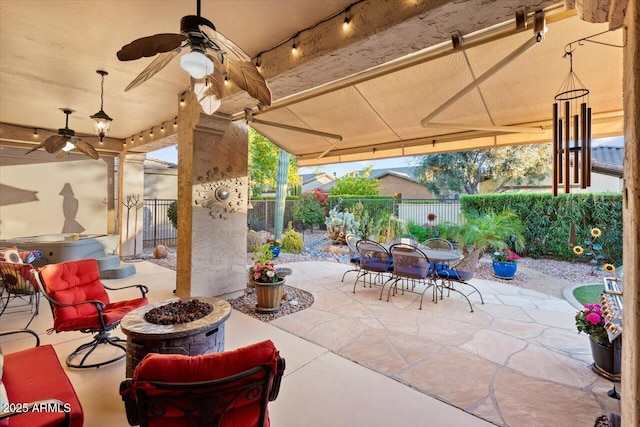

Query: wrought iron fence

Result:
[143,198,460,244]
[142,199,177,248]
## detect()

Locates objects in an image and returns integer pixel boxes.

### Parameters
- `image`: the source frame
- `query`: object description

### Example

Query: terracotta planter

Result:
[589,337,619,380]
[253,279,285,313]
[492,261,518,279]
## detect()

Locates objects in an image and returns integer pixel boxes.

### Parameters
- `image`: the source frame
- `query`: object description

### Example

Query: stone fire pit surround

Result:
[120,297,231,377]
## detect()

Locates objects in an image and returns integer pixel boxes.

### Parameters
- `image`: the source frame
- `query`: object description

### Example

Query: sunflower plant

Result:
[572,227,616,275]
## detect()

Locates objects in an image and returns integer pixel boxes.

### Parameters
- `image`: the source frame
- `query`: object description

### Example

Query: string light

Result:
[342,7,351,31]
[160,123,165,132]
[173,117,178,127]
[180,94,185,106]
[33,128,38,136]
[150,127,154,137]
[291,34,299,55]
[139,133,143,141]
[255,53,262,69]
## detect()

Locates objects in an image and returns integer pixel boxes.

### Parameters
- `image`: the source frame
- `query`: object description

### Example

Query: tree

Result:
[248,128,299,196]
[415,144,552,196]
[292,191,327,227]
[330,166,381,195]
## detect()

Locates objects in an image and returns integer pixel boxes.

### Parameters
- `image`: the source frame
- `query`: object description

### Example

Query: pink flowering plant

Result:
[250,243,280,283]
[575,303,608,344]
[266,238,281,248]
[491,248,521,263]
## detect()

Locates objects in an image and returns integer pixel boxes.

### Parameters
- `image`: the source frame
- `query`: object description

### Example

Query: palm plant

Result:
[439,211,524,254]
[375,213,407,243]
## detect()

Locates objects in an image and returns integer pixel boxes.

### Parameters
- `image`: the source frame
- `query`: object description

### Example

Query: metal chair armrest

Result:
[269,357,286,401]
[0,328,40,347]
[103,283,149,297]
[119,379,140,426]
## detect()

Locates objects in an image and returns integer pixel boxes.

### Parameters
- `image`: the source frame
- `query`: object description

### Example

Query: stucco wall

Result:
[379,175,433,199]
[0,159,108,239]
[144,169,178,199]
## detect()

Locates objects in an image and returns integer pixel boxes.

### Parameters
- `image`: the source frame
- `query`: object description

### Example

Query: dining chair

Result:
[433,248,484,312]
[388,243,435,308]
[422,238,455,251]
[353,240,393,293]
[0,261,41,328]
[341,234,362,282]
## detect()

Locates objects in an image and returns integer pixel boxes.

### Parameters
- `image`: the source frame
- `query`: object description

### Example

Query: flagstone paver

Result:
[273,261,619,427]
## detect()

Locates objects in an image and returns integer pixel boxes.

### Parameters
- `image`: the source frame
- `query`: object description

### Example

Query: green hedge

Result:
[460,193,622,265]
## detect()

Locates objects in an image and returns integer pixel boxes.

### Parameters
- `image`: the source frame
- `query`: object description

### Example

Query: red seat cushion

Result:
[3,344,83,427]
[131,340,280,427]
[39,259,147,331]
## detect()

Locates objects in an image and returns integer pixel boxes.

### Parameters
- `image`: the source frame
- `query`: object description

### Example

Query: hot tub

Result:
[0,234,120,265]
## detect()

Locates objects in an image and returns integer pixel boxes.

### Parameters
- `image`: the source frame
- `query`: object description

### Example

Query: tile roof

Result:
[591,146,623,175]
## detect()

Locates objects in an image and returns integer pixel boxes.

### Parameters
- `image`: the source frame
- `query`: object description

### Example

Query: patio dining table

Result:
[381,243,462,263]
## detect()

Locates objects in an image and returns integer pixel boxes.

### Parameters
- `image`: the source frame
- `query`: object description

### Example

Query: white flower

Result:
[266,270,275,278]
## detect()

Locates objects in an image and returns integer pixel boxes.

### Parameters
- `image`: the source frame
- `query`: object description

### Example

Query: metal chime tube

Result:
[581,102,588,189]
[564,101,571,193]
[552,103,559,196]
[586,107,592,187]
[573,113,580,184]
[558,116,563,184]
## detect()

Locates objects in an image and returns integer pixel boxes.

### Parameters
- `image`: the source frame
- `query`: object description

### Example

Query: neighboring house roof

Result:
[300,172,334,185]
[144,158,177,171]
[591,146,623,176]
[368,166,421,184]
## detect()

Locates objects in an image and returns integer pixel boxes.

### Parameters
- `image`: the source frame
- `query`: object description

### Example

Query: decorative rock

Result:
[153,244,168,258]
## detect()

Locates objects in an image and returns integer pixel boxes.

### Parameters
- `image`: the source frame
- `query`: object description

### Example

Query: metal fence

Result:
[143,198,461,244]
[142,199,177,248]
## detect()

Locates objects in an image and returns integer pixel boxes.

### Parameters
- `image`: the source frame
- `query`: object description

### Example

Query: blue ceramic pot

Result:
[270,246,281,258]
[492,261,517,279]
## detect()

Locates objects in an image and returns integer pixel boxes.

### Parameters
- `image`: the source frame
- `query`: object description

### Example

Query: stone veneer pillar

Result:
[176,92,248,298]
[622,1,640,425]
[119,153,146,257]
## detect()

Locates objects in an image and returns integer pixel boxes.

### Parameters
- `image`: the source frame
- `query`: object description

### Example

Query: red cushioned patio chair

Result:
[37,258,148,369]
[120,339,285,427]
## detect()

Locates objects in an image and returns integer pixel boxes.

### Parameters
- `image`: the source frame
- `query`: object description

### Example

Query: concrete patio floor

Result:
[1,260,620,426]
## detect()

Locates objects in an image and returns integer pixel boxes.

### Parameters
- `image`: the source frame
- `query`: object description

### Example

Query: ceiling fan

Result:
[116,0,271,114]
[26,109,99,160]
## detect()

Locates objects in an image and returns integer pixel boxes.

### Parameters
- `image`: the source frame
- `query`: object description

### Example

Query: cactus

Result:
[325,206,360,244]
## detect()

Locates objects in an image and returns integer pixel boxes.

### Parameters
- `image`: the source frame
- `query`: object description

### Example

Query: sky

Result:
[146,136,624,178]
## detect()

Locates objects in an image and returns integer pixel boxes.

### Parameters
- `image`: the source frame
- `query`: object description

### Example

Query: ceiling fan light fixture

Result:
[180,50,214,79]
[62,141,75,152]
[90,70,113,142]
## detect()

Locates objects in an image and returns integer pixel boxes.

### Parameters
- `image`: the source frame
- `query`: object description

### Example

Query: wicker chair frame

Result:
[0,262,40,328]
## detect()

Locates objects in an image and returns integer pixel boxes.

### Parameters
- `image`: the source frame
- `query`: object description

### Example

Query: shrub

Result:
[375,213,407,243]
[292,191,326,227]
[281,222,303,253]
[167,201,178,229]
[407,221,433,243]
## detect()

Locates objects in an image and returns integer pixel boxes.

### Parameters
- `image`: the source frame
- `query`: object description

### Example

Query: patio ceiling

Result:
[246,10,624,166]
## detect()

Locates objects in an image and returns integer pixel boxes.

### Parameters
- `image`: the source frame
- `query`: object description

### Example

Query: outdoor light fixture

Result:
[180,50,214,79]
[342,7,351,31]
[291,34,299,55]
[173,117,178,127]
[90,70,113,142]
[552,41,592,196]
[193,77,222,114]
[62,141,76,152]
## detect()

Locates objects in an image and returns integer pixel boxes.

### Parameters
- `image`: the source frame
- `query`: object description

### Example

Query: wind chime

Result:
[552,43,592,197]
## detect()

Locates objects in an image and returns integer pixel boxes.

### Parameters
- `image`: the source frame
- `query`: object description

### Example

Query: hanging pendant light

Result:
[90,70,113,142]
[552,44,592,196]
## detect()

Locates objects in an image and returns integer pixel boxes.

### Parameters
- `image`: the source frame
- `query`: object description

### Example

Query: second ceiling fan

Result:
[116,0,271,114]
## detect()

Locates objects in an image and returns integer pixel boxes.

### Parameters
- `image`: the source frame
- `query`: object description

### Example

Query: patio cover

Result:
[243,11,623,167]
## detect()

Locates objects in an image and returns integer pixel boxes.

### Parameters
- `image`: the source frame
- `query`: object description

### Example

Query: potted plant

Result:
[491,248,520,279]
[266,238,282,258]
[250,243,285,313]
[575,303,618,379]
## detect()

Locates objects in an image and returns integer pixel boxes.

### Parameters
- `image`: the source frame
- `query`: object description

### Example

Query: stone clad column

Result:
[176,92,248,298]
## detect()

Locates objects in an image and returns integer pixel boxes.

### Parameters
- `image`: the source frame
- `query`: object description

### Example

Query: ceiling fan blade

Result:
[226,58,271,106]
[54,150,65,160]
[117,33,186,61]
[24,141,47,155]
[73,140,100,160]
[124,48,183,91]
[200,25,251,62]
[44,135,67,153]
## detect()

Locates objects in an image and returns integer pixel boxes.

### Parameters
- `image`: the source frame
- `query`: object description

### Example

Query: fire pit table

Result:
[120,297,231,377]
